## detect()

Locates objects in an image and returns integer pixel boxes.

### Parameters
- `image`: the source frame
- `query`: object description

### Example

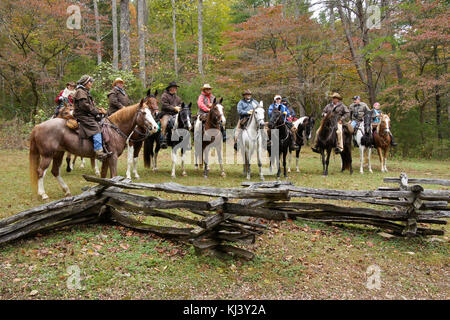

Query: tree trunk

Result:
[329,1,335,31]
[171,0,178,78]
[93,0,102,65]
[120,0,131,71]
[112,0,119,70]
[433,46,442,140]
[198,0,204,76]
[138,0,146,87]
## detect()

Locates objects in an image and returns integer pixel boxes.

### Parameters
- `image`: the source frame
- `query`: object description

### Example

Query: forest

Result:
[0,0,448,158]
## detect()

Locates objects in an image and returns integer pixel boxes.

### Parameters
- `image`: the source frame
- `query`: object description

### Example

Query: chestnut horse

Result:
[373,113,391,172]
[29,95,158,200]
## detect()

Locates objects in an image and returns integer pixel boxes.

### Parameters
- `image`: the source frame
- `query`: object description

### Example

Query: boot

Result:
[160,133,168,149]
[95,150,108,161]
[390,133,397,146]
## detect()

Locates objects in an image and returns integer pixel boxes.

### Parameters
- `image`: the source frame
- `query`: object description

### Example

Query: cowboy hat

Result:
[242,89,252,96]
[274,95,282,100]
[112,78,125,87]
[330,92,342,100]
[166,81,179,90]
[202,84,213,90]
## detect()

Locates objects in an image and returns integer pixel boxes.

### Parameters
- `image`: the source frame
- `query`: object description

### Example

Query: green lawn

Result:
[0,148,449,299]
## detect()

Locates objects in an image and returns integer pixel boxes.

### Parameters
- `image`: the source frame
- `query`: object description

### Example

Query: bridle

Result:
[244,105,264,140]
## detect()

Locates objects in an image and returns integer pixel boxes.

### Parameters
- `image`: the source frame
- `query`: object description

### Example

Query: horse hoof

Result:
[182,172,187,177]
[65,192,72,198]
[204,175,208,179]
[369,170,373,174]
[134,175,140,180]
[41,194,49,201]
[288,169,291,173]
[126,175,132,180]
[221,172,226,178]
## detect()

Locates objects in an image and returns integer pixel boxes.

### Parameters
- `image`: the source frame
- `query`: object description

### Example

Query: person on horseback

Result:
[283,98,297,122]
[197,84,226,142]
[268,95,298,150]
[159,81,183,149]
[349,96,370,147]
[73,75,109,161]
[107,78,132,116]
[371,102,397,146]
[312,92,351,154]
[234,89,258,151]
[54,82,76,118]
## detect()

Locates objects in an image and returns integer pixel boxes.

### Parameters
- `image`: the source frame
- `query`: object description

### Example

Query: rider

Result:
[54,82,76,118]
[197,83,226,141]
[107,78,131,116]
[349,95,370,146]
[311,92,351,154]
[268,95,298,150]
[73,75,109,160]
[371,102,397,146]
[159,81,182,149]
[234,89,258,151]
[283,98,297,122]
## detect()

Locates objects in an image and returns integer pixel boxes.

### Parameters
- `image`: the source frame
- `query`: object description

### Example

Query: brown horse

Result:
[29,95,158,200]
[373,113,391,172]
[194,97,226,178]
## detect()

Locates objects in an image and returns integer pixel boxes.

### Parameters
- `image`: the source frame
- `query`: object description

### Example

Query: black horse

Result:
[316,111,352,176]
[268,105,291,179]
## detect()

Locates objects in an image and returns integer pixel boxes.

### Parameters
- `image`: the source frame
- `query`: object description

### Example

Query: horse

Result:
[316,111,353,176]
[194,97,226,178]
[287,116,315,173]
[373,113,391,172]
[126,89,160,180]
[29,95,159,200]
[354,112,374,174]
[167,102,193,178]
[268,105,291,179]
[240,101,266,180]
[56,103,100,176]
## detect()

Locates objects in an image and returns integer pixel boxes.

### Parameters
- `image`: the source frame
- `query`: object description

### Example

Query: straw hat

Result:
[330,92,342,100]
[202,84,213,90]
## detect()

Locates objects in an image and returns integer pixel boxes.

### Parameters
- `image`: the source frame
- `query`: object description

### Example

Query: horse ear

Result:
[213,97,217,105]
[388,112,391,117]
[146,89,151,97]
[278,105,282,111]
[154,89,158,97]
[139,98,145,108]
[181,102,185,108]
[219,97,223,104]
[188,102,192,109]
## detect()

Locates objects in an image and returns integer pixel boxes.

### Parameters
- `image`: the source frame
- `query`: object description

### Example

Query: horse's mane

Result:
[108,103,140,124]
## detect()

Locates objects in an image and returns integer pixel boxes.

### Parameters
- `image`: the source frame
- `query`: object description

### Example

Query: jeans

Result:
[93,133,103,151]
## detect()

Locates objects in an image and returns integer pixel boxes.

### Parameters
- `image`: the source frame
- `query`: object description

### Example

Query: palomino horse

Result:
[287,116,315,173]
[168,103,193,178]
[316,111,353,176]
[373,113,391,172]
[240,101,266,180]
[194,97,227,178]
[354,112,373,174]
[268,105,291,179]
[55,103,100,176]
[29,97,158,200]
[126,90,160,180]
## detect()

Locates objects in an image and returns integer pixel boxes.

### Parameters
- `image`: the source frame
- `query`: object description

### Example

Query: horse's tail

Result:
[143,136,152,168]
[29,129,40,195]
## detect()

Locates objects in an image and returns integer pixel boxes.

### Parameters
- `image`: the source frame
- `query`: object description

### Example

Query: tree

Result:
[138,0,146,86]
[112,0,119,69]
[198,0,204,76]
[171,0,178,78]
[94,0,102,65]
[120,0,131,71]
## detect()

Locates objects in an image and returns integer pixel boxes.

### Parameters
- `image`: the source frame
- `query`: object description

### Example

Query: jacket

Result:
[73,86,101,139]
[197,92,215,114]
[322,102,350,122]
[237,98,258,119]
[107,86,132,116]
[160,89,182,116]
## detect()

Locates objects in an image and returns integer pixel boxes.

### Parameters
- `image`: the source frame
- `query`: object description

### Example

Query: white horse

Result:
[194,98,227,178]
[354,113,373,174]
[240,101,266,180]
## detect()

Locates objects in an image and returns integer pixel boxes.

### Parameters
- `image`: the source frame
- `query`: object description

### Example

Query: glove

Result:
[98,108,107,115]
[247,110,254,115]
[58,96,64,102]
[283,112,287,115]
[174,106,181,112]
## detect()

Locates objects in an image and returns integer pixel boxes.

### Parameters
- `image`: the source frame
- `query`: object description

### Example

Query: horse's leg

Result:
[295,148,301,172]
[368,147,373,173]
[126,143,133,180]
[218,144,226,178]
[37,156,52,200]
[287,150,291,173]
[256,141,264,181]
[108,154,118,178]
[181,149,187,177]
[360,145,365,174]
[321,150,326,176]
[171,149,177,178]
[100,159,109,178]
[283,150,288,178]
[66,153,72,173]
[203,147,209,178]
[51,151,71,197]
[377,147,384,172]
[324,148,331,176]
[79,157,85,169]
[133,141,142,179]
[91,158,100,176]
[153,140,160,172]
[384,147,389,172]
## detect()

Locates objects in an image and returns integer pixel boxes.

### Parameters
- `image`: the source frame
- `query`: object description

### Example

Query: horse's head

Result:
[305,116,315,141]
[268,104,284,130]
[144,89,159,117]
[178,102,193,131]
[363,112,372,134]
[380,113,391,134]
[253,101,265,129]
[213,97,226,127]
[137,98,159,134]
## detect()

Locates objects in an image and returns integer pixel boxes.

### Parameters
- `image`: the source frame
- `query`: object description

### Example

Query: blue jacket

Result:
[268,103,290,121]
[237,98,258,119]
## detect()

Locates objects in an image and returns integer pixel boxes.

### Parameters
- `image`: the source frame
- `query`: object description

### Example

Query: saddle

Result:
[239,116,250,129]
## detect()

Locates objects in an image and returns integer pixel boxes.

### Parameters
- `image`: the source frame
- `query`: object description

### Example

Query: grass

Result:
[0,147,449,299]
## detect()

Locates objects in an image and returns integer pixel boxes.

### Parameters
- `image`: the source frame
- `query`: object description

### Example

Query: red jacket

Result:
[55,90,74,105]
[197,92,215,113]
